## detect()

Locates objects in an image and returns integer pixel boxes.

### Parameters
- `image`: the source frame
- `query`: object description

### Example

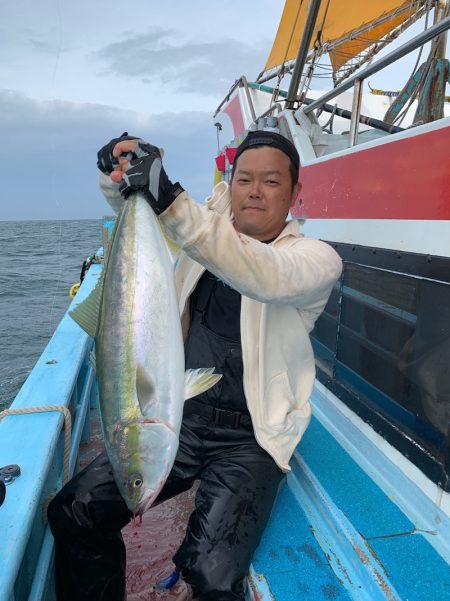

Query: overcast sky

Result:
[1,0,285,220]
[1,1,441,220]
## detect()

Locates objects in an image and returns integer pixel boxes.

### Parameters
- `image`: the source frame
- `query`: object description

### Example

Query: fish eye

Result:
[129,474,143,489]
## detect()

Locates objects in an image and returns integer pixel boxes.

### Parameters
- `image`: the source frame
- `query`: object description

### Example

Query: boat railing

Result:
[213,75,257,121]
[254,101,284,121]
[300,15,450,146]
[214,15,449,151]
[0,262,102,601]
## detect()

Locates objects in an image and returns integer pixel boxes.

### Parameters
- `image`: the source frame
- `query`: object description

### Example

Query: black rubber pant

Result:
[48,411,284,601]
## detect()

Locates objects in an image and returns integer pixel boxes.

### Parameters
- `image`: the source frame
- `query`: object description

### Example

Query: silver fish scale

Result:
[95,193,185,514]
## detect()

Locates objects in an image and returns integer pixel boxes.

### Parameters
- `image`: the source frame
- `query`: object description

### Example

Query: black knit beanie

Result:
[233,131,299,171]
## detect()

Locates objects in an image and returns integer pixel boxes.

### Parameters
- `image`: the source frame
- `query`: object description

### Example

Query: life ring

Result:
[69,283,81,299]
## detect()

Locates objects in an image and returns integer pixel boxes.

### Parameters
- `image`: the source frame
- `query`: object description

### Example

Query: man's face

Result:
[230,146,299,241]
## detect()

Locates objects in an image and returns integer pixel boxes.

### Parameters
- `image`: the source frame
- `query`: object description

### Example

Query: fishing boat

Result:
[1,1,449,599]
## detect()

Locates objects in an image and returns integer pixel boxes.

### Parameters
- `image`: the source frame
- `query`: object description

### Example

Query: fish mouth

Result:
[139,417,176,435]
[140,496,157,516]
[135,484,163,517]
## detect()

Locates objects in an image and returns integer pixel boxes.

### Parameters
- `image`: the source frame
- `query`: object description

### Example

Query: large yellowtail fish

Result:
[70,193,220,516]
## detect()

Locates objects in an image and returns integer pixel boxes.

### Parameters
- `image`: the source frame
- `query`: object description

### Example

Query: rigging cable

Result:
[47,0,66,336]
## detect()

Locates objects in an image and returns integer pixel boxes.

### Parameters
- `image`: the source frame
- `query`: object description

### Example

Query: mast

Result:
[285,0,323,109]
[434,0,449,59]
[414,0,449,123]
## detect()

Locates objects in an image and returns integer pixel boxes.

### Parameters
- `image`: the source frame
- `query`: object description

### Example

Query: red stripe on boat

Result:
[292,124,450,220]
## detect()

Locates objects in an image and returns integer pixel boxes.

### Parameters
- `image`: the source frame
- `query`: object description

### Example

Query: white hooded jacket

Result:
[100,176,342,471]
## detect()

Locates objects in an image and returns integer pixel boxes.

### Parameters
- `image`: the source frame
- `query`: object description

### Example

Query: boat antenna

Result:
[214,122,222,153]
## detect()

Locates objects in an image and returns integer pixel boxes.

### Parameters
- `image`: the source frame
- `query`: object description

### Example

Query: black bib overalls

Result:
[183,270,248,414]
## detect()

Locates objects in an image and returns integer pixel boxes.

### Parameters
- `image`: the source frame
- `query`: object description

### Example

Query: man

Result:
[48,130,342,601]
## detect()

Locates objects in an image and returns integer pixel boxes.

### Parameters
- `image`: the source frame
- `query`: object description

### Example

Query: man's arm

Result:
[97,136,342,310]
[160,189,342,310]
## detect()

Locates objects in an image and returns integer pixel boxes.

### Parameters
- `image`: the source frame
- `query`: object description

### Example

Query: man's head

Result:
[230,131,300,241]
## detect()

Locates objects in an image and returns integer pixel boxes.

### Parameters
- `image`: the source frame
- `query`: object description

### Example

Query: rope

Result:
[369,85,400,97]
[69,282,81,299]
[0,405,72,485]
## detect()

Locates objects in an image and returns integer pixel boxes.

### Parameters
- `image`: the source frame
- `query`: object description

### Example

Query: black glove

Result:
[119,142,184,215]
[97,132,139,174]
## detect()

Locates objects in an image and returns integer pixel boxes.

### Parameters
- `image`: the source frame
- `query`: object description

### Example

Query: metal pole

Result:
[433,0,449,58]
[303,15,450,114]
[213,78,243,118]
[241,76,257,122]
[349,79,363,147]
[249,83,404,133]
[213,76,257,122]
[303,96,404,133]
[286,0,323,108]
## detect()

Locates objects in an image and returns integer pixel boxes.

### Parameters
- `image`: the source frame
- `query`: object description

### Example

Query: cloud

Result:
[28,39,65,54]
[0,90,218,221]
[94,30,268,95]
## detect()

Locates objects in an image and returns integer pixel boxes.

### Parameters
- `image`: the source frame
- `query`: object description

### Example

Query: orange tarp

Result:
[264,0,417,72]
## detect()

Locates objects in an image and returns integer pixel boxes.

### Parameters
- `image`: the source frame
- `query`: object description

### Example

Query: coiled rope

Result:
[0,405,72,485]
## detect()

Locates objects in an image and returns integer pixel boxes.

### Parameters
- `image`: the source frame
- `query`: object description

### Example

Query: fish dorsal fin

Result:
[69,274,104,338]
[136,364,157,416]
[184,368,222,401]
[69,204,124,338]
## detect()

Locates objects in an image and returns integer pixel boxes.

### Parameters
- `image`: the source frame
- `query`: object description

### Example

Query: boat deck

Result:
[249,394,450,601]
[79,398,450,601]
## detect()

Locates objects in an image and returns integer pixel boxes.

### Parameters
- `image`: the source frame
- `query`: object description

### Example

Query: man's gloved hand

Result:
[97,132,139,174]
[119,141,184,215]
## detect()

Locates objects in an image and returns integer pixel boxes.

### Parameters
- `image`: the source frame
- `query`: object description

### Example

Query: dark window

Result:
[311,245,450,490]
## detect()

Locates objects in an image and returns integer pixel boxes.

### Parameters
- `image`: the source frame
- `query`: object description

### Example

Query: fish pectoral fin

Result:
[184,368,222,400]
[136,364,157,415]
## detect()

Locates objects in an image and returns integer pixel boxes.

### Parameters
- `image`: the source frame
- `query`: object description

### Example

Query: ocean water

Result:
[0,220,102,410]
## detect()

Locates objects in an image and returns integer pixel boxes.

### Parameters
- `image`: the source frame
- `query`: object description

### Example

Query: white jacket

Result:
[100,176,342,471]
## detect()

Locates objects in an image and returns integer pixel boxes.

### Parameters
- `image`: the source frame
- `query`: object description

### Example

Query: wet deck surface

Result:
[79,410,195,600]
[124,491,195,600]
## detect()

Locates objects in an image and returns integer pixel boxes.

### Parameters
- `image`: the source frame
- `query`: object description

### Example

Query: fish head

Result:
[111,418,179,517]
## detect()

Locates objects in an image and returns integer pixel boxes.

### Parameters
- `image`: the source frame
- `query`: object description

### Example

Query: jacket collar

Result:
[206,181,302,243]
[274,219,302,244]
[206,181,233,217]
